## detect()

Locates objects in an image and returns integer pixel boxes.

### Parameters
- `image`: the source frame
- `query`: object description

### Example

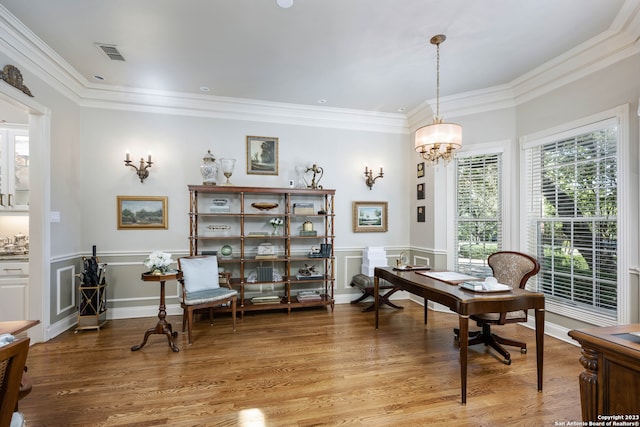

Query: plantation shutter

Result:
[455,153,502,276]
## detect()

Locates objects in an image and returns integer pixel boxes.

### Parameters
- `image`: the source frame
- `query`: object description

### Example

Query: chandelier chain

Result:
[435,40,440,120]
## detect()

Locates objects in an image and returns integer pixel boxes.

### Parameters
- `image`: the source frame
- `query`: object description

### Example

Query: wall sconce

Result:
[364,165,383,190]
[124,152,153,183]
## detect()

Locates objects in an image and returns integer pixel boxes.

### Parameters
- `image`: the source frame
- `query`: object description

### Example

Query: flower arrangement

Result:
[269,217,284,235]
[143,251,173,275]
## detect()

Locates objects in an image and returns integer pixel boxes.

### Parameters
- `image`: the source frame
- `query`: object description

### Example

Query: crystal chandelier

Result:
[414,34,462,166]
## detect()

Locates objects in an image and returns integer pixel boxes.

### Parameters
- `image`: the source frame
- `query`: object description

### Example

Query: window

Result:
[524,116,621,323]
[455,153,502,276]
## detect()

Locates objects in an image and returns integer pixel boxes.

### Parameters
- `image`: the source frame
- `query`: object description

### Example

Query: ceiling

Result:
[0,0,633,114]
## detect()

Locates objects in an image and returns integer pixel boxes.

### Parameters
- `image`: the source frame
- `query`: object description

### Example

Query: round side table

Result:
[131,270,183,352]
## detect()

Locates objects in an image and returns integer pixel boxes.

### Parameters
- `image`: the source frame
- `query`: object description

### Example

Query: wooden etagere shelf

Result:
[187,185,335,314]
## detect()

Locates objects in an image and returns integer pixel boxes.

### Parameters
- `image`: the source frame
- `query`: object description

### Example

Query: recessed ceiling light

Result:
[200,86,210,92]
[276,0,294,8]
[317,99,327,104]
[397,107,406,113]
[93,75,105,81]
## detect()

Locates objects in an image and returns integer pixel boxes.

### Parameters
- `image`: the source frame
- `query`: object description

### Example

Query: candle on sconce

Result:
[125,152,130,162]
[148,153,152,163]
[365,165,369,174]
[379,165,383,174]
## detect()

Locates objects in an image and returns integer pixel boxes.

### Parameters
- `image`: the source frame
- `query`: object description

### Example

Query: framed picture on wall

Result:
[353,201,388,233]
[417,162,425,178]
[417,205,425,223]
[417,183,425,200]
[117,196,168,229]
[246,135,279,175]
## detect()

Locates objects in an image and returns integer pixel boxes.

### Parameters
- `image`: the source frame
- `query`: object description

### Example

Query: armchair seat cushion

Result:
[474,310,527,323]
[181,287,238,306]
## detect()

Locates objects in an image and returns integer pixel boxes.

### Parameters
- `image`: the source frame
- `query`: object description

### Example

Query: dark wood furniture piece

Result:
[374,267,545,404]
[0,337,30,427]
[177,256,237,345]
[568,324,640,421]
[0,320,39,336]
[454,251,541,364]
[0,320,39,410]
[188,185,335,314]
[349,273,403,312]
[131,271,183,353]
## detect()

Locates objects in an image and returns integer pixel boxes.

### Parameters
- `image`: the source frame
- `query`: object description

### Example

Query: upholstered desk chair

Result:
[177,256,237,345]
[455,251,540,365]
[0,336,30,427]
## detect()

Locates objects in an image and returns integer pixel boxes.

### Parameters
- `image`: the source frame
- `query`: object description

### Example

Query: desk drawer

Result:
[0,262,28,276]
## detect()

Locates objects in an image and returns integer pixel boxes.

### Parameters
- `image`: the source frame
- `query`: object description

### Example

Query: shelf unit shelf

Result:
[187,185,335,314]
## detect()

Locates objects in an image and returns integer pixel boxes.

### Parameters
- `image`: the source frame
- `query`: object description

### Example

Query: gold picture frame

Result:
[246,135,279,175]
[117,196,168,229]
[353,201,388,233]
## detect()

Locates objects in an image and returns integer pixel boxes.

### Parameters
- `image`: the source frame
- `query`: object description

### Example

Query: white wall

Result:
[78,108,411,254]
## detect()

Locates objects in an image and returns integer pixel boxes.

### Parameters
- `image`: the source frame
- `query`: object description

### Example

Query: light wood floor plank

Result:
[19,301,583,426]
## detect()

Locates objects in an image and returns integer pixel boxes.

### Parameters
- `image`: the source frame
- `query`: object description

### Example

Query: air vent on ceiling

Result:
[96,43,125,61]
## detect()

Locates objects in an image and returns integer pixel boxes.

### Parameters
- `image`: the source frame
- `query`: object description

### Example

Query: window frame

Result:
[520,105,630,326]
[447,140,511,272]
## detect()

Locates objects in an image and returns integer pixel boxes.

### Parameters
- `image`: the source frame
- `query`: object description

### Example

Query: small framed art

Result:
[117,196,168,229]
[417,206,425,223]
[247,135,279,175]
[417,162,425,178]
[353,201,388,233]
[417,183,425,200]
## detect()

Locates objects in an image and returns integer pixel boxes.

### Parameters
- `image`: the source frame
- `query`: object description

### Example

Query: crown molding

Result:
[0,3,638,135]
[79,85,410,134]
[408,0,640,130]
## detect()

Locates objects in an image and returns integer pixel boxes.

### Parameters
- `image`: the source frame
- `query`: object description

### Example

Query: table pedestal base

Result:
[131,272,182,353]
[131,318,179,352]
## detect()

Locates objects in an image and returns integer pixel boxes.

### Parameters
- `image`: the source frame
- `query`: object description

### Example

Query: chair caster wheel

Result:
[521,348,527,354]
[503,358,512,365]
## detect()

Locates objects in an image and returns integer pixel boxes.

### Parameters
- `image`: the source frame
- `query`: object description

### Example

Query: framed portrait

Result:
[117,196,168,229]
[353,201,388,233]
[417,183,425,200]
[417,205,425,223]
[417,162,425,178]
[247,135,279,175]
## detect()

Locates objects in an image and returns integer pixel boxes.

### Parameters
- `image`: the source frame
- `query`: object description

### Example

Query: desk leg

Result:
[535,308,545,391]
[374,276,379,329]
[459,315,469,404]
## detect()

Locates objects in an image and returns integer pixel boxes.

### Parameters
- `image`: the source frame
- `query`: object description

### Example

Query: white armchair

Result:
[178,256,237,345]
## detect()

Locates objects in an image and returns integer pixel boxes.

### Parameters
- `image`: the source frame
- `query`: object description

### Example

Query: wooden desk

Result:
[374,267,545,404]
[568,324,640,421]
[131,271,183,353]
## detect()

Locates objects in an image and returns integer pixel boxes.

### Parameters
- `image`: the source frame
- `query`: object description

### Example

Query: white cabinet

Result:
[0,262,29,321]
[0,127,29,211]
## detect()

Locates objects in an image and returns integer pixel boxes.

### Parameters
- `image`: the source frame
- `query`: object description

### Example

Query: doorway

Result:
[0,88,50,343]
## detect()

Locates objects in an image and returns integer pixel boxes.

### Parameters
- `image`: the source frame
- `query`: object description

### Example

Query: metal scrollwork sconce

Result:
[124,152,153,183]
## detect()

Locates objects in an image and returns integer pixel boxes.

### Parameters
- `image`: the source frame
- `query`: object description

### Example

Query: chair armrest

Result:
[219,271,233,289]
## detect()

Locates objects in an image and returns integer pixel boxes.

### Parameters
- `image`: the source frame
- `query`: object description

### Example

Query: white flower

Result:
[143,251,173,271]
[269,218,283,226]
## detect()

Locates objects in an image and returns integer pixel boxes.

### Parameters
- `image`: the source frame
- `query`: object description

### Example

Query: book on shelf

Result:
[293,203,315,215]
[296,273,324,280]
[250,295,281,304]
[297,290,322,302]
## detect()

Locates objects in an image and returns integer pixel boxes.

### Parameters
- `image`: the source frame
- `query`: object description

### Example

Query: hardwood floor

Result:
[19,301,583,426]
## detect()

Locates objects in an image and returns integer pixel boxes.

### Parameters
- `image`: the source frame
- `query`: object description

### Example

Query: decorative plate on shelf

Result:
[251,202,279,211]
